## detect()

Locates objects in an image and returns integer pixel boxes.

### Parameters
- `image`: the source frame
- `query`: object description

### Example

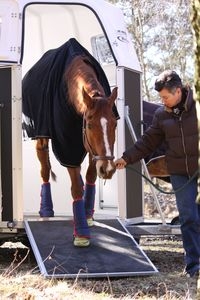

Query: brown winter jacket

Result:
[122,87,198,177]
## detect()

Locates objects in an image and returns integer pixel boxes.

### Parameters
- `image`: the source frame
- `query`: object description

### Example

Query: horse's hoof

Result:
[87,217,94,227]
[39,210,54,217]
[73,237,90,247]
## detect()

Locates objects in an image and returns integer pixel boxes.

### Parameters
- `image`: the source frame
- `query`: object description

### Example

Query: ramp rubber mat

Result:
[24,218,158,278]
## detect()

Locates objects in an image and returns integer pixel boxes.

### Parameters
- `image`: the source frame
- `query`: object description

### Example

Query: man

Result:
[115,70,199,278]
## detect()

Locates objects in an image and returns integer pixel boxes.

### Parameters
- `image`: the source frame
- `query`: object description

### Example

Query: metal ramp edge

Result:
[24,218,159,278]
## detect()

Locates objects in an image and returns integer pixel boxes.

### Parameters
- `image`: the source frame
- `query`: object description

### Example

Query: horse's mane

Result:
[64,55,105,114]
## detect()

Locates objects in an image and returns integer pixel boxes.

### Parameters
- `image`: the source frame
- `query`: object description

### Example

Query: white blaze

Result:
[100,117,111,156]
[99,117,113,173]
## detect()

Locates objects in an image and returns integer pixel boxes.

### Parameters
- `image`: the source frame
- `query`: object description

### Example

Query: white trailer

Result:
[0,0,144,233]
[1,0,181,278]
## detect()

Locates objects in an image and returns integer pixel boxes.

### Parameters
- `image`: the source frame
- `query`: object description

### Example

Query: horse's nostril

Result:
[96,161,116,179]
[100,166,105,176]
[99,165,116,179]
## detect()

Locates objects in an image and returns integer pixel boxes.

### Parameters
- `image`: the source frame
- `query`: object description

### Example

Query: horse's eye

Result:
[87,123,92,129]
[87,114,93,120]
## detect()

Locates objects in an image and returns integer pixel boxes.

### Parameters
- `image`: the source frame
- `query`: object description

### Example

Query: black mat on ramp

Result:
[24,219,158,278]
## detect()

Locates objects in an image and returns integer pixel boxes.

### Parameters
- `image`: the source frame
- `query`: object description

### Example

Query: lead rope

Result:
[127,165,199,195]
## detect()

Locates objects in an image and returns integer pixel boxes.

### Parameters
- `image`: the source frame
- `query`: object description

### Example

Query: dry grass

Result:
[0,274,114,299]
[0,238,198,300]
[0,181,198,299]
[0,272,195,300]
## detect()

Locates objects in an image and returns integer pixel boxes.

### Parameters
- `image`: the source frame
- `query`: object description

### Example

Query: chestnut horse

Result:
[23,52,118,247]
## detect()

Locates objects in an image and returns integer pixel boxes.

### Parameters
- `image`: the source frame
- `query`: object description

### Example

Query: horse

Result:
[142,100,169,182]
[22,39,118,247]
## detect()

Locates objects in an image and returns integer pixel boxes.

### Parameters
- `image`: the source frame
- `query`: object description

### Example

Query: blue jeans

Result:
[170,175,200,276]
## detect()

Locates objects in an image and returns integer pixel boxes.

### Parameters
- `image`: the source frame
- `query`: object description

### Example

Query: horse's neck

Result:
[70,76,104,115]
[84,77,104,97]
[66,57,104,114]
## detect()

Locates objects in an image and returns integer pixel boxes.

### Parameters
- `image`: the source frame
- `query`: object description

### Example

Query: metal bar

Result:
[0,103,3,222]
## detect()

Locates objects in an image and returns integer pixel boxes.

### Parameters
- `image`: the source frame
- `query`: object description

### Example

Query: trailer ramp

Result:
[24,218,158,278]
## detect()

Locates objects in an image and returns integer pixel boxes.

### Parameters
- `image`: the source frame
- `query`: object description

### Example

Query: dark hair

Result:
[154,70,182,92]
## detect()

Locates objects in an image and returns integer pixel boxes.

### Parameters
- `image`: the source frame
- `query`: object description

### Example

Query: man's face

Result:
[159,87,182,108]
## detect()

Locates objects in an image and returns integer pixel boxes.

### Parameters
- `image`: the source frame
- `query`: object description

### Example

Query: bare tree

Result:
[109,0,193,101]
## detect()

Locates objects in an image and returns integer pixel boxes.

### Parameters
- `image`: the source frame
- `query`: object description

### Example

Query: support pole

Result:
[0,103,3,222]
[124,106,166,225]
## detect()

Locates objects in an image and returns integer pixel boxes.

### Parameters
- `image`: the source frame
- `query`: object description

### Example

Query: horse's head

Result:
[83,87,118,179]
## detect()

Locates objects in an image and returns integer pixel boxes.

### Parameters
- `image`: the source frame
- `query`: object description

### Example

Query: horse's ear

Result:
[109,87,118,105]
[82,87,94,108]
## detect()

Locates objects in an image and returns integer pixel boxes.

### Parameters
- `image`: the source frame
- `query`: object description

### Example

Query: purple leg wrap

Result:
[73,200,90,238]
[84,183,95,218]
[39,183,54,217]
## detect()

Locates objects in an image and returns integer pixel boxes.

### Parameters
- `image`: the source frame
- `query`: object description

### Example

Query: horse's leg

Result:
[67,166,90,247]
[83,155,97,226]
[36,138,54,217]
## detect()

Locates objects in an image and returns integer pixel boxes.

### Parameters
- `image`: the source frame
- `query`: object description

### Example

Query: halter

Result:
[82,113,114,162]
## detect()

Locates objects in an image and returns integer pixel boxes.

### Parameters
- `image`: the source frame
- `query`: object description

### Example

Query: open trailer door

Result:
[20,1,144,223]
[21,2,120,218]
[0,65,22,225]
[0,0,23,229]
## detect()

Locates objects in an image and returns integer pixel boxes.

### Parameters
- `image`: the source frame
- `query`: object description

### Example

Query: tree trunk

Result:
[191,0,200,203]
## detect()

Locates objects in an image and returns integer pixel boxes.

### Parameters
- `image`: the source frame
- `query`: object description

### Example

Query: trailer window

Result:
[91,35,114,65]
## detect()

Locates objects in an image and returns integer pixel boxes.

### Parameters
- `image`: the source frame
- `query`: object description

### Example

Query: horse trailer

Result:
[0,0,182,279]
[0,0,179,239]
[0,0,142,228]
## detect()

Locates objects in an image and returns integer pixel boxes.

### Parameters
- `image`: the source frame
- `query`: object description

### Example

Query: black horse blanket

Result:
[22,38,119,167]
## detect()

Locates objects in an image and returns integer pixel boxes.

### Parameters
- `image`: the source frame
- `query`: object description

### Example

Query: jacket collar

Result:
[164,86,193,113]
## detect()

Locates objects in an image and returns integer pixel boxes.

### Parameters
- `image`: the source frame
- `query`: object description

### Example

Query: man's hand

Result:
[114,158,127,169]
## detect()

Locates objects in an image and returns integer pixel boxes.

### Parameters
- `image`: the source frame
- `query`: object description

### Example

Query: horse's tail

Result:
[48,155,57,182]
[50,169,57,181]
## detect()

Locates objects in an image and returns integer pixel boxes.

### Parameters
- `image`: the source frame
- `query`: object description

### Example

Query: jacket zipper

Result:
[179,113,190,176]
